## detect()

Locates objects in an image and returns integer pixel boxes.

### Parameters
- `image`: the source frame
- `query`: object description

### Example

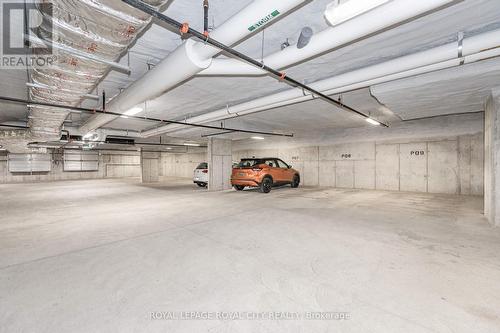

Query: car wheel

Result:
[291,175,300,188]
[260,177,273,193]
[234,185,245,191]
[196,183,206,187]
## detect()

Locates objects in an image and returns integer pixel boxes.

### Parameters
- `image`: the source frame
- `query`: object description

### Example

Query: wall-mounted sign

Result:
[410,151,425,156]
[248,10,281,32]
[341,153,352,159]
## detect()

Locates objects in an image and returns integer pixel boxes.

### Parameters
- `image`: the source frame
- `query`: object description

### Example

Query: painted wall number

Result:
[410,151,425,156]
[341,154,352,159]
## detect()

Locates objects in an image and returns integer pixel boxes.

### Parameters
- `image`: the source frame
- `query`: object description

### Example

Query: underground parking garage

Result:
[1,0,500,332]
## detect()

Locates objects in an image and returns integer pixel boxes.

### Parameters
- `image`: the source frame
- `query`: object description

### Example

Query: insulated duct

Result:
[0,0,171,153]
[141,28,500,137]
[121,0,382,126]
[79,0,312,134]
[198,0,457,76]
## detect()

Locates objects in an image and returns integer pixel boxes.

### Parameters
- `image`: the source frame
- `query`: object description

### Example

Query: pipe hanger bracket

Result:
[180,22,190,35]
[458,31,465,65]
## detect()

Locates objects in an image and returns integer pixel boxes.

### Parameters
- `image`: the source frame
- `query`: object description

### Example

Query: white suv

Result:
[193,162,208,187]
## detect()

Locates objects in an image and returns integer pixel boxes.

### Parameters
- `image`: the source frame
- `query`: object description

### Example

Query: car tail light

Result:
[202,169,208,173]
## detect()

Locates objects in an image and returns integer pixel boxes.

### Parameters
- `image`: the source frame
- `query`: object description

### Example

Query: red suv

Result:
[231,158,300,193]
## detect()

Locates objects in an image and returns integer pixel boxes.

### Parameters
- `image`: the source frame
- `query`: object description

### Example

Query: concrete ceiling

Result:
[371,57,500,119]
[1,0,500,140]
[151,88,399,140]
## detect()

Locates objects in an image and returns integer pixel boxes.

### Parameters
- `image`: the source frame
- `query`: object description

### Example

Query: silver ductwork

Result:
[0,0,170,152]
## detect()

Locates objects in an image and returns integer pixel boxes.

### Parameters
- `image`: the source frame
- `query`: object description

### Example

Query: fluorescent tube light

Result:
[365,118,381,126]
[123,107,143,116]
[251,136,265,140]
[83,132,99,141]
[325,0,391,26]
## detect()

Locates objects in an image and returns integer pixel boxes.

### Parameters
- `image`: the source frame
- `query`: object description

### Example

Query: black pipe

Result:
[102,90,106,111]
[30,140,207,148]
[201,130,236,138]
[121,0,389,128]
[203,0,209,35]
[95,148,188,153]
[0,95,294,138]
[0,124,29,129]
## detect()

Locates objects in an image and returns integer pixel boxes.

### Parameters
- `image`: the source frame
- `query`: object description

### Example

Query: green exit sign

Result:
[248,10,280,32]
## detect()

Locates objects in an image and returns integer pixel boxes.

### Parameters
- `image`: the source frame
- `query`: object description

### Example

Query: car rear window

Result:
[237,159,263,168]
[196,163,208,169]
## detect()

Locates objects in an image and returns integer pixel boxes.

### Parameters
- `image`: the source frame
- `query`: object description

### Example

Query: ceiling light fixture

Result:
[184,143,200,147]
[121,107,143,118]
[83,132,99,141]
[325,0,391,27]
[365,118,381,126]
[251,136,265,140]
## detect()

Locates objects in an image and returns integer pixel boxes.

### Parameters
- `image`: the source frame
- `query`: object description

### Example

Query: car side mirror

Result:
[288,165,292,169]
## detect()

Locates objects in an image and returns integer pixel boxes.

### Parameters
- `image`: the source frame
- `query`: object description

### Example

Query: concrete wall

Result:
[208,138,232,191]
[484,90,500,226]
[233,134,483,195]
[233,114,484,196]
[141,151,160,183]
[234,113,484,150]
[160,150,206,179]
[103,152,141,178]
[0,150,141,183]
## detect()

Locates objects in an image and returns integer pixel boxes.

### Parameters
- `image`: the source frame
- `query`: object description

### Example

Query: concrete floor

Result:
[1,178,500,333]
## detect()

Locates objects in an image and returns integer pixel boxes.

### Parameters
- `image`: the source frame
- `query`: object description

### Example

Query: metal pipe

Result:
[102,91,106,112]
[199,0,460,76]
[146,28,500,136]
[297,27,313,49]
[0,124,29,129]
[0,95,294,138]
[121,0,386,127]
[28,141,198,150]
[80,0,310,133]
[201,130,236,137]
[49,140,208,148]
[203,0,209,35]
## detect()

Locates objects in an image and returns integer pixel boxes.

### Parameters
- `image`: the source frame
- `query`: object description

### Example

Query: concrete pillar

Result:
[207,138,232,191]
[484,89,500,226]
[141,150,160,183]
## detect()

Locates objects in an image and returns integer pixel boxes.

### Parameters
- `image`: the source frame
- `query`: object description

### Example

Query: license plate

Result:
[238,173,245,177]
[195,177,199,180]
